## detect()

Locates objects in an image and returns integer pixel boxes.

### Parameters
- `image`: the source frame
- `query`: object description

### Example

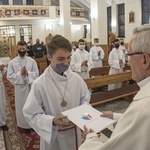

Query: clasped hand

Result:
[81,60,88,66]
[0,64,4,71]
[21,66,28,75]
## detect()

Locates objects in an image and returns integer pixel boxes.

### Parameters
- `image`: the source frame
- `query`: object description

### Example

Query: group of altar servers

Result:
[0,28,136,150]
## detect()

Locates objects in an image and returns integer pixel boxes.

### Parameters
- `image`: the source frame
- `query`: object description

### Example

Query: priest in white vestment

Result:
[23,35,91,150]
[108,39,126,90]
[7,41,39,132]
[90,38,105,68]
[70,39,93,79]
[79,24,150,150]
[0,60,8,131]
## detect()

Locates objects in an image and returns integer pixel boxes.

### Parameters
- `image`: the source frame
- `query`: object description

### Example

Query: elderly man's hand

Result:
[83,125,94,136]
[100,111,114,119]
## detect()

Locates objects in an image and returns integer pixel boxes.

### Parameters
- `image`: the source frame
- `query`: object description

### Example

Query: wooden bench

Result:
[89,64,131,78]
[31,55,47,69]
[39,62,47,74]
[84,71,139,106]
[89,66,110,78]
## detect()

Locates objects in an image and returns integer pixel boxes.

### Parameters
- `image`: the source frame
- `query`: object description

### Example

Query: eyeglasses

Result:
[126,52,143,56]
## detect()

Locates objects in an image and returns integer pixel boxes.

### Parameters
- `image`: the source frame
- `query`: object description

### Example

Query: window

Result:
[107,6,112,32]
[1,0,9,5]
[26,0,34,5]
[118,4,125,37]
[0,26,15,36]
[0,26,15,57]
[142,0,150,24]
[13,0,22,5]
[19,25,32,43]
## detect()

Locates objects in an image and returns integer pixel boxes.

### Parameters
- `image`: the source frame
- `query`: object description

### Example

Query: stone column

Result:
[90,0,107,45]
[59,0,71,41]
[9,0,13,5]
[23,0,26,5]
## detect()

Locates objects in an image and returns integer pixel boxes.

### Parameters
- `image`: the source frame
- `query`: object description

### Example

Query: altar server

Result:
[90,38,105,68]
[7,41,39,133]
[0,60,8,131]
[23,35,90,150]
[70,39,93,79]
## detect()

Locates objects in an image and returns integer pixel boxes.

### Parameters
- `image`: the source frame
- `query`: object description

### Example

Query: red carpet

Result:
[3,73,40,150]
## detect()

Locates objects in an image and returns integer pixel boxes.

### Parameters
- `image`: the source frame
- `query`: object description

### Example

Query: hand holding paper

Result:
[62,104,116,133]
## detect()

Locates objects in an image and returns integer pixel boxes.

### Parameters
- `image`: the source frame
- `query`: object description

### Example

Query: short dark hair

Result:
[17,41,27,46]
[94,38,99,41]
[78,39,85,43]
[113,39,119,43]
[47,35,72,56]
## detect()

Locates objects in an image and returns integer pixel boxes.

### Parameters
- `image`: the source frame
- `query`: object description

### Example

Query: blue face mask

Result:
[56,64,69,73]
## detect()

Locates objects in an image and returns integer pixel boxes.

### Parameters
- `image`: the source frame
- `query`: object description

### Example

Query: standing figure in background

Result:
[90,38,105,68]
[32,38,45,58]
[108,31,116,52]
[45,34,53,66]
[108,39,126,90]
[119,39,128,62]
[23,35,90,150]
[71,44,77,54]
[26,41,34,56]
[7,41,39,133]
[41,41,47,55]
[70,39,93,79]
[84,40,90,52]
[0,61,8,131]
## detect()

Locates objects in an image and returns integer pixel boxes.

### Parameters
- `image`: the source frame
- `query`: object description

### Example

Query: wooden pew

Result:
[89,64,131,78]
[39,62,47,74]
[89,66,110,78]
[84,71,139,106]
[31,55,46,69]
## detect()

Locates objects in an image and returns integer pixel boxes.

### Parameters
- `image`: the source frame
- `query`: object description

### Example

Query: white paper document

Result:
[62,104,116,133]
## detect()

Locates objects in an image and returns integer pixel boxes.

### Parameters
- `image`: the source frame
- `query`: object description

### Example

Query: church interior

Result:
[0,0,150,149]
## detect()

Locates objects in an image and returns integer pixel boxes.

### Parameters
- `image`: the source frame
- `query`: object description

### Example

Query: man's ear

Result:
[47,54,52,61]
[142,54,150,69]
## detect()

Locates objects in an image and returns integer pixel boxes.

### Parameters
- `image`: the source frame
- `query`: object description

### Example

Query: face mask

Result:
[18,50,26,57]
[79,45,85,50]
[94,43,99,46]
[115,44,120,49]
[121,42,124,45]
[56,64,69,73]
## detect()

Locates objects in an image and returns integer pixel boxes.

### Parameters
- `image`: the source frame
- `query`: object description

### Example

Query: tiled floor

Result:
[0,129,5,150]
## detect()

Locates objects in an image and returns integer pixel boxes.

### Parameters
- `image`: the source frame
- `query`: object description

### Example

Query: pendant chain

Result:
[48,68,68,107]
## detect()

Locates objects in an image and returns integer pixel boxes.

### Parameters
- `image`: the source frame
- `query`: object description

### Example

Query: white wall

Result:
[0,1,144,45]
[125,0,141,42]
[0,19,91,44]
[112,0,142,43]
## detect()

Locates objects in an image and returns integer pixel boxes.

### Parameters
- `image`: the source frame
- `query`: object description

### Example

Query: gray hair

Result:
[129,24,150,54]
